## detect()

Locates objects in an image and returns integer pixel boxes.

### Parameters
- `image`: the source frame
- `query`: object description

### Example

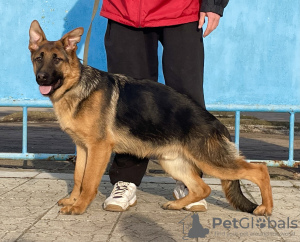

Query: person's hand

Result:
[198,12,221,37]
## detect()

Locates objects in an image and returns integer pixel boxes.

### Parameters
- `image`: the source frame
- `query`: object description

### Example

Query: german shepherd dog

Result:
[29,20,273,216]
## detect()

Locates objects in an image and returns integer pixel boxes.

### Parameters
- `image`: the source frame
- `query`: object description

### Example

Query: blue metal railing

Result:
[208,104,299,167]
[0,100,299,167]
[0,99,75,161]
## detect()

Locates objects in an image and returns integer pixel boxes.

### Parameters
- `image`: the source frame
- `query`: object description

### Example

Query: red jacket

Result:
[100,0,201,28]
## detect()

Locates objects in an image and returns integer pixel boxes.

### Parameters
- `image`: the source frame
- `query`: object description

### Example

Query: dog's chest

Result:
[54,107,75,131]
[54,110,85,145]
[53,99,103,145]
[53,101,78,133]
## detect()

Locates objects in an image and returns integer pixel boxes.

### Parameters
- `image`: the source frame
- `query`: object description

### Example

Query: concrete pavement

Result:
[0,170,299,242]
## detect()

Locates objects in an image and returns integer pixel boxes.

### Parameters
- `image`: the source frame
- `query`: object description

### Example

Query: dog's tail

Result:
[208,134,258,213]
[221,180,258,213]
[216,133,258,213]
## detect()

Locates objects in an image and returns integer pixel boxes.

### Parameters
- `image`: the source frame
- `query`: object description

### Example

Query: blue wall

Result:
[204,0,300,107]
[0,0,299,108]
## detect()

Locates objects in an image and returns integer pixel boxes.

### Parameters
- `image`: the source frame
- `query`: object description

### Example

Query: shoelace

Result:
[112,182,130,199]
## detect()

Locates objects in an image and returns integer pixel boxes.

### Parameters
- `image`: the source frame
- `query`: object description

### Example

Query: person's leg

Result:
[104,20,159,188]
[160,22,233,144]
[161,21,206,171]
[160,22,207,211]
[109,154,149,186]
[105,20,159,81]
[160,21,205,109]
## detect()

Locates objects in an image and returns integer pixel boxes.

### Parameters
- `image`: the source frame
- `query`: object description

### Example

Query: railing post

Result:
[288,111,295,166]
[22,106,28,154]
[235,111,241,151]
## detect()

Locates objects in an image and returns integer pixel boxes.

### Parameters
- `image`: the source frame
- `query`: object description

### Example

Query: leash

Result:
[83,0,100,66]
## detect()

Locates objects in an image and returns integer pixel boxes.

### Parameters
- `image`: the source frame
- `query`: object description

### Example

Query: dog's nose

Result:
[36,72,49,83]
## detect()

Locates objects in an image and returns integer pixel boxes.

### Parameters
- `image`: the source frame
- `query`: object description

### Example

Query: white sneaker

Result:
[103,181,137,212]
[173,181,208,212]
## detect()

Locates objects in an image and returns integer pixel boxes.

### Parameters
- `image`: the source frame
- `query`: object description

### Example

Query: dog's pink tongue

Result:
[39,86,53,95]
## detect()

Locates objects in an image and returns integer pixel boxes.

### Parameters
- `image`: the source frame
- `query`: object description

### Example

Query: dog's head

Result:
[29,20,84,98]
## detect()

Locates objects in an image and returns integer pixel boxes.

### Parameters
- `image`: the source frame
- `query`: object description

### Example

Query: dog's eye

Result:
[35,57,42,63]
[53,57,63,65]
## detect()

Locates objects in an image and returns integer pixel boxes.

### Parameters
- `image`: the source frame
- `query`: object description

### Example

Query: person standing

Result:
[100,0,229,212]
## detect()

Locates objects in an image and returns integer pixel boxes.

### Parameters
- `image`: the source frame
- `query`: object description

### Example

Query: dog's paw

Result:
[59,205,86,215]
[162,201,182,210]
[253,204,272,216]
[57,197,76,206]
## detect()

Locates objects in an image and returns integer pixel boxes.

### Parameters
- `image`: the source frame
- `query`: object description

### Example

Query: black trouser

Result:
[104,20,205,186]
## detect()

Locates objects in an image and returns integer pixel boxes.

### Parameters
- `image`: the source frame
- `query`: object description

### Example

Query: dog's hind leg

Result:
[237,161,273,216]
[159,156,211,210]
[198,158,273,216]
[58,145,87,206]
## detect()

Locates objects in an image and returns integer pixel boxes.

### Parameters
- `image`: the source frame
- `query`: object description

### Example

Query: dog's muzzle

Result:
[36,72,62,96]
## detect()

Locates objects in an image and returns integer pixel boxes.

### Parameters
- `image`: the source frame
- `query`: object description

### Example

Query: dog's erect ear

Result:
[29,20,47,52]
[61,27,84,52]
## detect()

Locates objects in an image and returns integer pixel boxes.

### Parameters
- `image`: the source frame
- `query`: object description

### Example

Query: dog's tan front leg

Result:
[58,145,87,206]
[60,141,112,215]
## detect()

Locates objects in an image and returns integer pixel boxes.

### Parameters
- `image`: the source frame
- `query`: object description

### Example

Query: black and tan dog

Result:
[29,20,273,216]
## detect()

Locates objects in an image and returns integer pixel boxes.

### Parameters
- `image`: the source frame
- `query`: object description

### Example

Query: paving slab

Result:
[0,170,299,242]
